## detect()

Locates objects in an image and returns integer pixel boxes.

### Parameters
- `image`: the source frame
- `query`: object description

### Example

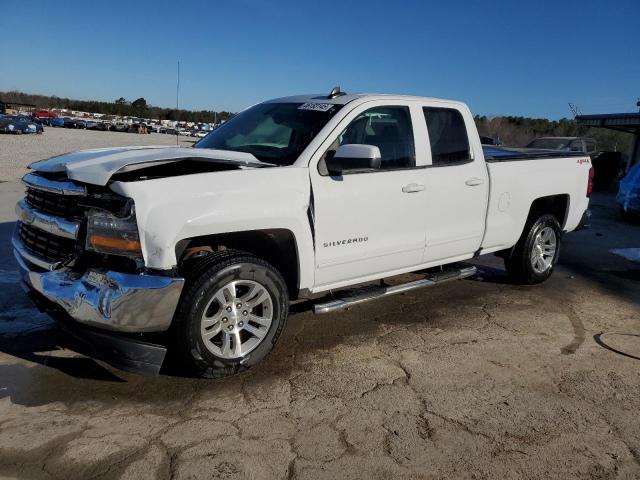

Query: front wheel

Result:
[172,251,289,378]
[504,214,561,284]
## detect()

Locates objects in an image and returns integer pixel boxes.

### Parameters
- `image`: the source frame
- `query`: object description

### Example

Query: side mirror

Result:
[325,144,382,175]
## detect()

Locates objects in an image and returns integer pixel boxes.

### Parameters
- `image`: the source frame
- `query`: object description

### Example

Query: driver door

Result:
[310,102,429,290]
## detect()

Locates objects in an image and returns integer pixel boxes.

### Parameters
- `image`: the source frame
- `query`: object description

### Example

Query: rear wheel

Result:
[504,214,561,284]
[172,250,289,378]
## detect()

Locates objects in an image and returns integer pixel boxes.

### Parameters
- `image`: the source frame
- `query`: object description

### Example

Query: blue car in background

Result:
[0,116,44,134]
[48,117,65,127]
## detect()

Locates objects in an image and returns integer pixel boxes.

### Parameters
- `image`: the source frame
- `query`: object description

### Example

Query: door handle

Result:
[465,177,485,186]
[402,183,425,193]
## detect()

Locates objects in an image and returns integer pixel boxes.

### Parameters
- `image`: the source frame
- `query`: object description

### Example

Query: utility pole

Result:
[176,60,180,146]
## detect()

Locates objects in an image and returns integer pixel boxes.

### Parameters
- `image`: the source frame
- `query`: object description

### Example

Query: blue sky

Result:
[2,0,638,119]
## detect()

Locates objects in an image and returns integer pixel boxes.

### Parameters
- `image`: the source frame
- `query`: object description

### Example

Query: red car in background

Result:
[33,110,58,119]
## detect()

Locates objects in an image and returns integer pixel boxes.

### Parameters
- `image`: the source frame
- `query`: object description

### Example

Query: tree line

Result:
[0,91,234,123]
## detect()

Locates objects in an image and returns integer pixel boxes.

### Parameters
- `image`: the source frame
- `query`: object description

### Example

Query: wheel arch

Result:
[526,194,570,229]
[175,228,302,299]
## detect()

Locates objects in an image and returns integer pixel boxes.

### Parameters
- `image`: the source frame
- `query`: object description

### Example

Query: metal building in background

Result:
[576,111,640,172]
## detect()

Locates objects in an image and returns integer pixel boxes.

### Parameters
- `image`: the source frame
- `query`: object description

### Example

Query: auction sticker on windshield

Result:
[298,103,334,112]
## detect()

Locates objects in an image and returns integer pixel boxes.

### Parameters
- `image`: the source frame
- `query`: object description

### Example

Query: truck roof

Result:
[266,93,464,107]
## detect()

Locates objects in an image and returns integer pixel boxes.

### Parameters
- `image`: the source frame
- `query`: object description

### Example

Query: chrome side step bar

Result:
[313,265,477,314]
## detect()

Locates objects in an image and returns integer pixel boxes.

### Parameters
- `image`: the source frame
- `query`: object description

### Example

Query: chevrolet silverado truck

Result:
[13,88,593,377]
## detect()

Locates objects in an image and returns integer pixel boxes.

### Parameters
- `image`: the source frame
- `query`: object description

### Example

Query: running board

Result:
[312,265,477,314]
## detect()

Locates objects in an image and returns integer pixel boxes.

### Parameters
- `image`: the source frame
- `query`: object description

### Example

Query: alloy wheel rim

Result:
[530,227,557,273]
[200,280,273,359]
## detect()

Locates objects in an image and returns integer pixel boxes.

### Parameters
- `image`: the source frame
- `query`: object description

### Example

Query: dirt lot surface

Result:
[0,127,193,182]
[0,132,639,479]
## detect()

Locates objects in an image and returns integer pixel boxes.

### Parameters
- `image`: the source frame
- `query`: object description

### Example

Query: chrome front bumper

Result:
[14,235,184,333]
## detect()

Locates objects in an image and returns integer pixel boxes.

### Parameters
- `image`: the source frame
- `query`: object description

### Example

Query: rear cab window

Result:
[422,107,471,166]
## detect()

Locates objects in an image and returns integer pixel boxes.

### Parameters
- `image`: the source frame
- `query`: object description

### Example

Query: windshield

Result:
[194,102,343,165]
[526,138,571,150]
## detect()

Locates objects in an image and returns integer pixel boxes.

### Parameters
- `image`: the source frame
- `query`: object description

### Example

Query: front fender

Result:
[110,167,314,289]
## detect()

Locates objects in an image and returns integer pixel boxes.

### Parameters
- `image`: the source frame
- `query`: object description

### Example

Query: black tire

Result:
[171,250,289,378]
[504,213,562,285]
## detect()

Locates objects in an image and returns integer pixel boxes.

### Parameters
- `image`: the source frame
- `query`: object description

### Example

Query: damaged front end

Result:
[14,170,184,375]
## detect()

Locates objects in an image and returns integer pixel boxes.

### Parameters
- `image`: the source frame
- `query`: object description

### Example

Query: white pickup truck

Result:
[13,88,592,377]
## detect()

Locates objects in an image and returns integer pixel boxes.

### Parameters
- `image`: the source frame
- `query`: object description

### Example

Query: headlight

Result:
[86,210,142,258]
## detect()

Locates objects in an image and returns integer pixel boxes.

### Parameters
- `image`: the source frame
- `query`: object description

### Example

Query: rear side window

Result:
[423,107,470,165]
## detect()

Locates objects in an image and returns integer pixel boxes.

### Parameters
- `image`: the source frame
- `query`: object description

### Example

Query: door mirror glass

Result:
[326,144,382,175]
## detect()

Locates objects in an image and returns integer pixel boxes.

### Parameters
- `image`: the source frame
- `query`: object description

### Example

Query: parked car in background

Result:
[85,121,98,130]
[0,115,43,134]
[192,130,208,138]
[96,122,112,131]
[480,135,503,146]
[25,116,46,126]
[48,117,65,127]
[33,111,57,120]
[128,123,152,134]
[64,118,86,129]
[526,137,597,155]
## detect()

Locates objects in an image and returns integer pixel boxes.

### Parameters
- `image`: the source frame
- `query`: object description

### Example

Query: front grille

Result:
[26,187,82,219]
[18,222,77,263]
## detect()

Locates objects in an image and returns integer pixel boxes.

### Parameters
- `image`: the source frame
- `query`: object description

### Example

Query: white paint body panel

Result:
[27,94,591,294]
[110,168,316,289]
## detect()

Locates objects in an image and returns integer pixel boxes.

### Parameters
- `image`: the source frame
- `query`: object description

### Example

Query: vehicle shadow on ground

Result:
[0,329,126,383]
[0,219,129,388]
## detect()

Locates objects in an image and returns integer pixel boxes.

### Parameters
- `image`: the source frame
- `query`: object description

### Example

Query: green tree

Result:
[131,97,149,117]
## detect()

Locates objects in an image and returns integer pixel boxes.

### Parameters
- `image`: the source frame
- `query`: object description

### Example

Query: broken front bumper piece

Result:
[14,247,184,333]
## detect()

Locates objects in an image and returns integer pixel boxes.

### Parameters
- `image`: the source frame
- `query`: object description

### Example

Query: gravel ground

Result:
[0,127,194,182]
[0,133,639,479]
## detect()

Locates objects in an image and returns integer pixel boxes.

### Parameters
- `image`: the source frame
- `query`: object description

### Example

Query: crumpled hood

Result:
[29,146,265,186]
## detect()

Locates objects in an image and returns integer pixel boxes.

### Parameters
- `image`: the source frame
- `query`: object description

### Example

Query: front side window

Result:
[195,102,343,166]
[423,107,470,165]
[329,106,416,170]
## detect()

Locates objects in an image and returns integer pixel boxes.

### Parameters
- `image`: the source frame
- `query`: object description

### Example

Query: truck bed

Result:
[480,148,591,253]
[483,146,584,162]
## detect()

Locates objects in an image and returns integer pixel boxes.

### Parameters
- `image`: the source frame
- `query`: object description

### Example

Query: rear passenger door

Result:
[420,105,489,263]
